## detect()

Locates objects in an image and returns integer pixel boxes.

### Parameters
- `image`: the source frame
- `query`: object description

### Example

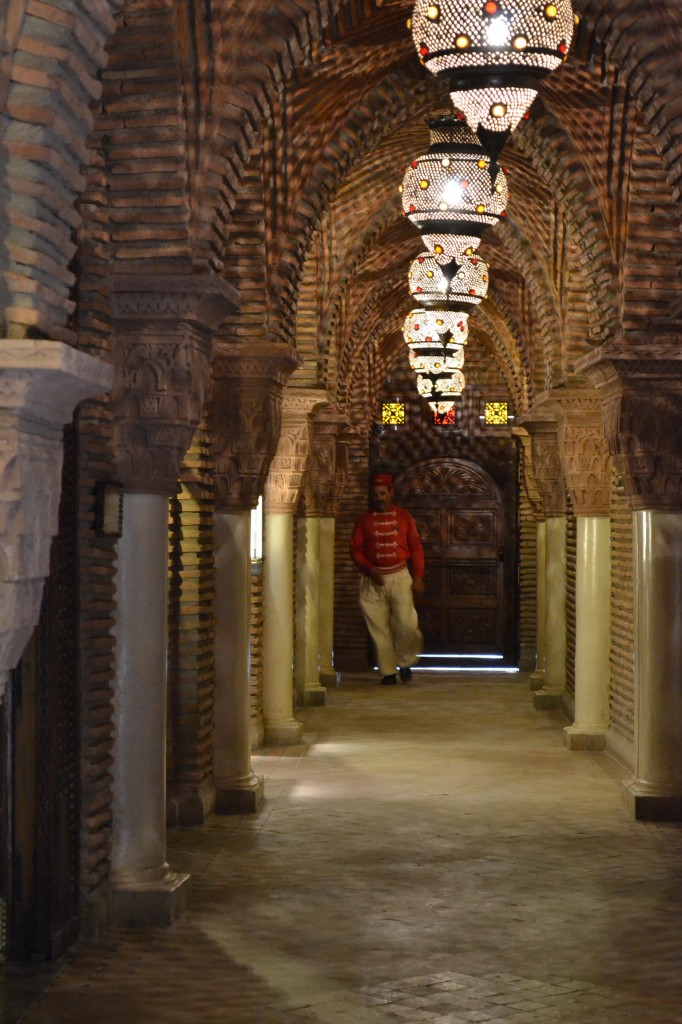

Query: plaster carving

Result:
[301,410,348,516]
[520,412,566,517]
[553,389,612,516]
[581,355,682,511]
[110,276,237,494]
[0,340,113,692]
[264,389,330,513]
[209,350,298,511]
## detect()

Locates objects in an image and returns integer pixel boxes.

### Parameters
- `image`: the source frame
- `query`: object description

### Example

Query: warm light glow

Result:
[382,401,406,425]
[486,15,509,46]
[250,495,263,561]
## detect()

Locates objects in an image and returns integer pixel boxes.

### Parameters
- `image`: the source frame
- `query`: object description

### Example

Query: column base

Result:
[264,718,304,746]
[529,669,545,691]
[111,868,190,927]
[622,780,682,821]
[302,685,327,706]
[518,645,536,672]
[320,670,340,687]
[533,687,563,710]
[563,724,607,751]
[215,773,265,814]
[166,782,215,827]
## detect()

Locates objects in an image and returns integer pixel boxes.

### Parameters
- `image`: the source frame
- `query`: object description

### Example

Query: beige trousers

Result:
[359,568,423,677]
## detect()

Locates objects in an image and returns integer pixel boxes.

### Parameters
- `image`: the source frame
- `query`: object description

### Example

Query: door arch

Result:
[394,456,519,666]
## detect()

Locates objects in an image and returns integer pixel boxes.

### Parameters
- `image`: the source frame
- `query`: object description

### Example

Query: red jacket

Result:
[350,505,425,578]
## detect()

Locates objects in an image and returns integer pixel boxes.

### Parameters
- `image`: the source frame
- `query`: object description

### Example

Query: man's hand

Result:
[369,569,385,586]
[412,576,425,595]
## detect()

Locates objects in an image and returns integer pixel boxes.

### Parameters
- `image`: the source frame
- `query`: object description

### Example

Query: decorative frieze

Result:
[209,345,299,512]
[264,388,330,513]
[0,340,113,690]
[110,275,238,495]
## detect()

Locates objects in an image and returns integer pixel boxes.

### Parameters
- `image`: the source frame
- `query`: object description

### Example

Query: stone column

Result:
[263,388,329,743]
[319,516,338,686]
[557,390,613,751]
[109,275,236,923]
[582,350,682,818]
[295,407,341,702]
[0,340,113,696]
[208,345,296,809]
[531,519,547,691]
[521,406,567,710]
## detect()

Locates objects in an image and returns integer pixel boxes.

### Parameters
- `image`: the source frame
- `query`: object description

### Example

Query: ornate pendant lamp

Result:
[408,250,489,309]
[409,0,574,158]
[400,116,508,260]
[403,308,468,416]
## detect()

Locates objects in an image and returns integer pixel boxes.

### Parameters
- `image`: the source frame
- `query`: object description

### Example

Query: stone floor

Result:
[7,670,682,1023]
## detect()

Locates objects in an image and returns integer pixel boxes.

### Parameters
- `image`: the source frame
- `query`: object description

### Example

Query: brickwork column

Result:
[584,352,682,819]
[522,405,567,710]
[556,389,613,751]
[109,275,235,923]
[209,346,296,810]
[0,340,113,697]
[263,389,329,744]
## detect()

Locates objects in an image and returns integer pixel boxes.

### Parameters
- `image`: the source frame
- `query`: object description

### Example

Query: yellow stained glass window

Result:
[485,401,508,425]
[382,402,405,425]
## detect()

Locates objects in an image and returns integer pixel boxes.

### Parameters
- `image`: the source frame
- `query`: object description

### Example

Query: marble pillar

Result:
[564,516,611,750]
[623,511,682,819]
[295,515,326,705]
[111,492,190,925]
[213,510,264,812]
[262,510,303,744]
[530,520,547,691]
[533,515,566,710]
[318,516,338,686]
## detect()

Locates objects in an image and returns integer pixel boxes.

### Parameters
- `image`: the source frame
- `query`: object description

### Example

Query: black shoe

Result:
[381,674,397,685]
[399,666,412,682]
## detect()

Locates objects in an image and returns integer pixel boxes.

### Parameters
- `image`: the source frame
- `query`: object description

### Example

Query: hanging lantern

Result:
[408,250,489,309]
[408,0,574,155]
[400,117,508,260]
[403,308,469,407]
[403,308,470,349]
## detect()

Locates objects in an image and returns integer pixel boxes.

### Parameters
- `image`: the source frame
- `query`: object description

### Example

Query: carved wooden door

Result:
[395,456,518,665]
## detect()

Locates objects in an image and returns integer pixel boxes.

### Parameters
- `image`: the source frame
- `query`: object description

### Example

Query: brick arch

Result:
[1,0,121,340]
[580,0,682,201]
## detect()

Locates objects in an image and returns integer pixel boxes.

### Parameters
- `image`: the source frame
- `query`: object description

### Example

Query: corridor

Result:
[8,671,682,1024]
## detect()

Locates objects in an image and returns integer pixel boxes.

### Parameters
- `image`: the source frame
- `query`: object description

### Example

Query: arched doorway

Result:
[394,455,519,666]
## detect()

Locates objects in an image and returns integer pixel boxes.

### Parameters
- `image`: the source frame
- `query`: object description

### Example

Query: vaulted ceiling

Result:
[4,0,682,434]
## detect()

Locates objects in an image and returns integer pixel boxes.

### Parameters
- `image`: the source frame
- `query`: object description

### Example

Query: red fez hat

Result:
[372,473,393,486]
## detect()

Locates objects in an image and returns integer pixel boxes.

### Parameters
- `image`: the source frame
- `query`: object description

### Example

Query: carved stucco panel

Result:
[0,340,113,692]
[265,389,330,513]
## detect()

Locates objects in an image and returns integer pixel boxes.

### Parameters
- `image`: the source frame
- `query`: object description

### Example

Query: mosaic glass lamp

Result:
[408,250,489,309]
[403,308,468,413]
[400,117,508,260]
[409,0,574,157]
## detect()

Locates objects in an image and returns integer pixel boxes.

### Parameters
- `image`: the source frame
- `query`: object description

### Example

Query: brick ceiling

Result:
[5,0,682,431]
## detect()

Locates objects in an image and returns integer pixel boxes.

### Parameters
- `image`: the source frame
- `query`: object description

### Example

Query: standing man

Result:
[350,473,425,685]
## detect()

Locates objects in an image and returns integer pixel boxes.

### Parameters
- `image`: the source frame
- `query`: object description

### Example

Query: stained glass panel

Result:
[485,401,509,425]
[382,402,406,425]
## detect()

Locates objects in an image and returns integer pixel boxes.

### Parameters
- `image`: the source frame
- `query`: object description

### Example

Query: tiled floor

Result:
[7,671,682,1023]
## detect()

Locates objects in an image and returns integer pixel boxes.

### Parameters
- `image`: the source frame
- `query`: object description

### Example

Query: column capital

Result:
[265,388,330,513]
[518,398,566,517]
[578,349,682,511]
[551,384,612,517]
[110,274,237,495]
[301,409,350,516]
[209,344,299,512]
